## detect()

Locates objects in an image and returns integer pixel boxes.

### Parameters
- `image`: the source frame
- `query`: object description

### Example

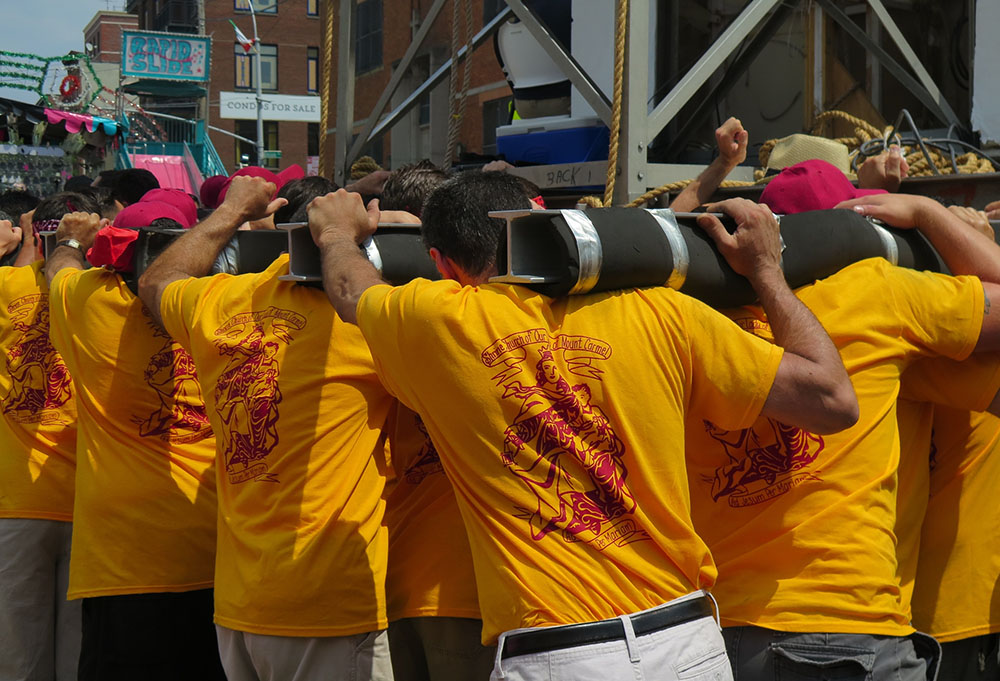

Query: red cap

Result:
[112,201,188,230]
[86,226,140,273]
[140,188,197,228]
[759,160,888,215]
[218,164,305,203]
[200,174,228,209]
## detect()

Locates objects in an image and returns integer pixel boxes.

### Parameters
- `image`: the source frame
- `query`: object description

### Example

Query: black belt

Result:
[501,595,714,660]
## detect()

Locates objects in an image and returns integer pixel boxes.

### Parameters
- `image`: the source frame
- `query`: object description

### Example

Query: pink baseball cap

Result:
[112,200,188,229]
[217,164,305,203]
[759,159,888,215]
[200,174,228,209]
[140,188,198,228]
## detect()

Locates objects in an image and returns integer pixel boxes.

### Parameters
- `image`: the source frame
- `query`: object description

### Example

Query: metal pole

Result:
[248,1,265,164]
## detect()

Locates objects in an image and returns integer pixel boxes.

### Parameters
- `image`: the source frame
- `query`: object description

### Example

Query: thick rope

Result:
[444,0,471,169]
[601,0,628,206]
[318,0,334,179]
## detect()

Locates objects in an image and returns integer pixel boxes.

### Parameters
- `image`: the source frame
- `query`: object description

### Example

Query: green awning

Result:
[122,79,206,98]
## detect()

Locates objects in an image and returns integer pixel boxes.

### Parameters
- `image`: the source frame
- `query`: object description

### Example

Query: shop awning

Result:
[122,79,207,98]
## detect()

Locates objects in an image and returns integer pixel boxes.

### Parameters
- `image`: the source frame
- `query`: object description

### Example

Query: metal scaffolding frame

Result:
[330,0,961,200]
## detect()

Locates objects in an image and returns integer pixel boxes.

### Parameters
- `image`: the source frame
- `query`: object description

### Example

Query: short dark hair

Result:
[380,160,448,216]
[149,217,184,230]
[33,191,101,222]
[113,168,160,205]
[63,175,94,192]
[81,186,119,219]
[420,171,531,278]
[275,176,339,224]
[0,190,39,222]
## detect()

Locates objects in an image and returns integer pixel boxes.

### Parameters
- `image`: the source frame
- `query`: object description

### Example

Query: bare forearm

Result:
[44,247,86,286]
[138,204,246,326]
[670,158,737,212]
[753,268,837,368]
[917,201,1000,283]
[753,267,855,432]
[317,234,386,325]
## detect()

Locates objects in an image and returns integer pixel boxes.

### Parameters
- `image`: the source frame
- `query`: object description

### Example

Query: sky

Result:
[0,0,125,104]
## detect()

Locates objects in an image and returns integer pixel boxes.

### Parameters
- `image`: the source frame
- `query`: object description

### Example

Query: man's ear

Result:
[429,247,458,281]
[100,218,112,228]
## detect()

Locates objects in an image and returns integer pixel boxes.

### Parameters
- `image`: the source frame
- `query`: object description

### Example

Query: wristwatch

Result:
[56,238,83,251]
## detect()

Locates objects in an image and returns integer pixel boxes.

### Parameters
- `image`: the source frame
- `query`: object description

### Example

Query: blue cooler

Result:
[496,117,609,165]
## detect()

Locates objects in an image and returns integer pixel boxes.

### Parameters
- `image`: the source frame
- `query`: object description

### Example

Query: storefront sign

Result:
[121,31,211,82]
[219,92,321,122]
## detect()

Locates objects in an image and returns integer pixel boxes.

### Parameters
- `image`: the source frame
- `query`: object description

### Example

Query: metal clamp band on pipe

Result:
[362,236,384,274]
[869,220,899,266]
[560,209,603,295]
[647,209,690,290]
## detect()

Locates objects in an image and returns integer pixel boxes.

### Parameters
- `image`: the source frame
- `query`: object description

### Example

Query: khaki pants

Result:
[0,518,80,681]
[492,592,730,681]
[389,616,495,681]
[217,625,394,681]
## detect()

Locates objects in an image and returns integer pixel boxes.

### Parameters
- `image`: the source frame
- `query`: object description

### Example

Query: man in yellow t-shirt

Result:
[894,356,1000,681]
[385,404,495,681]
[137,175,396,681]
[304,171,858,679]
[46,210,225,680]
[0,214,79,681]
[687,190,1000,679]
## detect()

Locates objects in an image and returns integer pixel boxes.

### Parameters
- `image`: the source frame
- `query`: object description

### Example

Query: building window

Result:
[307,0,318,16]
[307,47,319,93]
[235,0,277,14]
[350,133,383,167]
[235,120,280,169]
[234,43,278,91]
[356,0,383,75]
[308,122,319,157]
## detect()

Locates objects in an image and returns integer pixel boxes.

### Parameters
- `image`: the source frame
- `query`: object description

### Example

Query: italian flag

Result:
[230,20,256,53]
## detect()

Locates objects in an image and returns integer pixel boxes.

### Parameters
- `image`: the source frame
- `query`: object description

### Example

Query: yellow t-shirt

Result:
[897,356,1000,641]
[0,262,76,521]
[895,354,1000,622]
[357,278,783,643]
[685,258,984,636]
[48,267,217,599]
[385,403,481,622]
[160,254,394,637]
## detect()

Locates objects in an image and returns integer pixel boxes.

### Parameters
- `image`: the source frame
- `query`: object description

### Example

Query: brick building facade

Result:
[121,0,514,175]
[84,11,140,64]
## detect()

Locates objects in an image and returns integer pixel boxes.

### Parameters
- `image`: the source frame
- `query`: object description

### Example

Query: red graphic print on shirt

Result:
[133,320,213,444]
[403,416,443,485]
[212,306,306,484]
[703,418,824,507]
[483,329,649,551]
[2,295,72,425]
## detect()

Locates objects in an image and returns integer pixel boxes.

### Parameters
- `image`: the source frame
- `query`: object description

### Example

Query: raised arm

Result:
[669,117,748,212]
[45,212,105,285]
[698,199,858,433]
[137,175,284,327]
[308,190,385,325]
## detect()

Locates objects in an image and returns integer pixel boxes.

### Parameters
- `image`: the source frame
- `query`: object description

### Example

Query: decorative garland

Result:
[0,51,104,111]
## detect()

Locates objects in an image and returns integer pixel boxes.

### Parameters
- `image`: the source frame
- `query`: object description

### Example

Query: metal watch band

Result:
[56,238,83,251]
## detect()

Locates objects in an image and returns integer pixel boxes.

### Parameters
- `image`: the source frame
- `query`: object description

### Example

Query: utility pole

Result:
[247,1,266,164]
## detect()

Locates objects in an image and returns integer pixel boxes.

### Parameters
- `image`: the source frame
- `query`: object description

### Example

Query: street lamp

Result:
[245,0,277,165]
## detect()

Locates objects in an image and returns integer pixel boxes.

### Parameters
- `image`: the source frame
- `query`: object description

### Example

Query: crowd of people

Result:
[2,117,1000,681]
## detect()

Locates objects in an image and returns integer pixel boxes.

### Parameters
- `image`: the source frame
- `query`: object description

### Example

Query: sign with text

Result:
[121,31,211,82]
[219,92,322,122]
